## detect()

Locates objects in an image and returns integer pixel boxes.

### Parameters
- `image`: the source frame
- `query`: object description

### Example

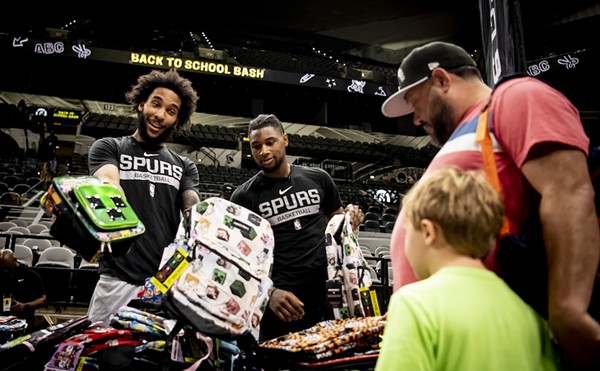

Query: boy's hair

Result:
[125,69,199,131]
[248,114,285,136]
[402,166,504,258]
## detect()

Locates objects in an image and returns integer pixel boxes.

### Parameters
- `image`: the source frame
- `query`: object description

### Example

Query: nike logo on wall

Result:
[279,185,293,195]
[144,152,159,157]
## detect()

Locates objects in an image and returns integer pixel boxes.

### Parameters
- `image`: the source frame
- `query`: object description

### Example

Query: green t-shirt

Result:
[375,267,560,371]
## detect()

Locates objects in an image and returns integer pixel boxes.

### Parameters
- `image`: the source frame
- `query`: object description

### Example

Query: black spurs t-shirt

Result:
[230,164,342,288]
[88,136,199,285]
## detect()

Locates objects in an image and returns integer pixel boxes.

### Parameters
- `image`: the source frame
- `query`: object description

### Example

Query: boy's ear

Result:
[420,219,438,246]
[137,102,144,112]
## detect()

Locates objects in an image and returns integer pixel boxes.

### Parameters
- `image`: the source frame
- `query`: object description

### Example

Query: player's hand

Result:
[268,288,305,322]
[345,204,364,233]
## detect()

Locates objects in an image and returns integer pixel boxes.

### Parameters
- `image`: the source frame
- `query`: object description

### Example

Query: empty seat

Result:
[38,220,53,229]
[38,230,52,238]
[367,205,382,216]
[2,175,22,188]
[363,219,380,233]
[1,229,23,237]
[363,212,380,222]
[0,221,17,231]
[14,244,33,267]
[360,246,374,257]
[62,246,79,258]
[384,221,395,233]
[35,246,75,268]
[0,192,21,205]
[48,239,62,247]
[27,223,49,235]
[22,238,54,254]
[383,207,398,216]
[380,213,396,224]
[7,227,30,236]
[9,219,29,228]
[11,183,30,194]
[374,245,391,257]
[360,244,373,255]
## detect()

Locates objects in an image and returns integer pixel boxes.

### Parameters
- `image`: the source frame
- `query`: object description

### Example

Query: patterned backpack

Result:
[40,176,146,262]
[325,213,379,319]
[151,197,275,338]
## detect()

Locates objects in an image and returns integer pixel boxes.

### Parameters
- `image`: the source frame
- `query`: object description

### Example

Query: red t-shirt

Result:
[391,77,590,291]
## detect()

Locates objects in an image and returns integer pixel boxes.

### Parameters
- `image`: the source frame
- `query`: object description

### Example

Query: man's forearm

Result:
[542,190,599,315]
[29,296,47,310]
[182,188,200,210]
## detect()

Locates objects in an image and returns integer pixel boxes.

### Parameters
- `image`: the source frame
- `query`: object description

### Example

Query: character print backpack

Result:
[152,197,275,339]
[325,213,380,319]
[40,176,146,262]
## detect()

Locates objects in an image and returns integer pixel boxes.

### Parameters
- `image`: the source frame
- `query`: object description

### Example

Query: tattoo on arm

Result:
[182,189,200,210]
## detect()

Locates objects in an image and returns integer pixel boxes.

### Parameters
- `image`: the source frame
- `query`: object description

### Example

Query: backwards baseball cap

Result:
[381,41,477,118]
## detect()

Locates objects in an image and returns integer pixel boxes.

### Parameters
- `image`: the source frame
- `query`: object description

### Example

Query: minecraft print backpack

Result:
[40,176,146,262]
[152,197,275,338]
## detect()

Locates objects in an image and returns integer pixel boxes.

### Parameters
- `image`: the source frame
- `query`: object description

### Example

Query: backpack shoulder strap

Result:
[476,98,510,236]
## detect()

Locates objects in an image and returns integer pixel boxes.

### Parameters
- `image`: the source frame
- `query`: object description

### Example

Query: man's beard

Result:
[424,93,455,147]
[136,112,175,146]
[257,155,283,174]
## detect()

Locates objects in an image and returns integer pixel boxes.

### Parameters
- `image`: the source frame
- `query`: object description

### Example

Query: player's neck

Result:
[264,162,290,179]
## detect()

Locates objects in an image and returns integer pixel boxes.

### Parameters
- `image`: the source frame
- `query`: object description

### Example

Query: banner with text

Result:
[478,0,527,86]
[4,34,398,99]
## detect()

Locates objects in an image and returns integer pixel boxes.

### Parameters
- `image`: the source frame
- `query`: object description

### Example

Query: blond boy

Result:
[375,166,560,371]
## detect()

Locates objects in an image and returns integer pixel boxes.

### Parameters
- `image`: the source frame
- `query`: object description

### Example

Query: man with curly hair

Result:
[86,69,200,324]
